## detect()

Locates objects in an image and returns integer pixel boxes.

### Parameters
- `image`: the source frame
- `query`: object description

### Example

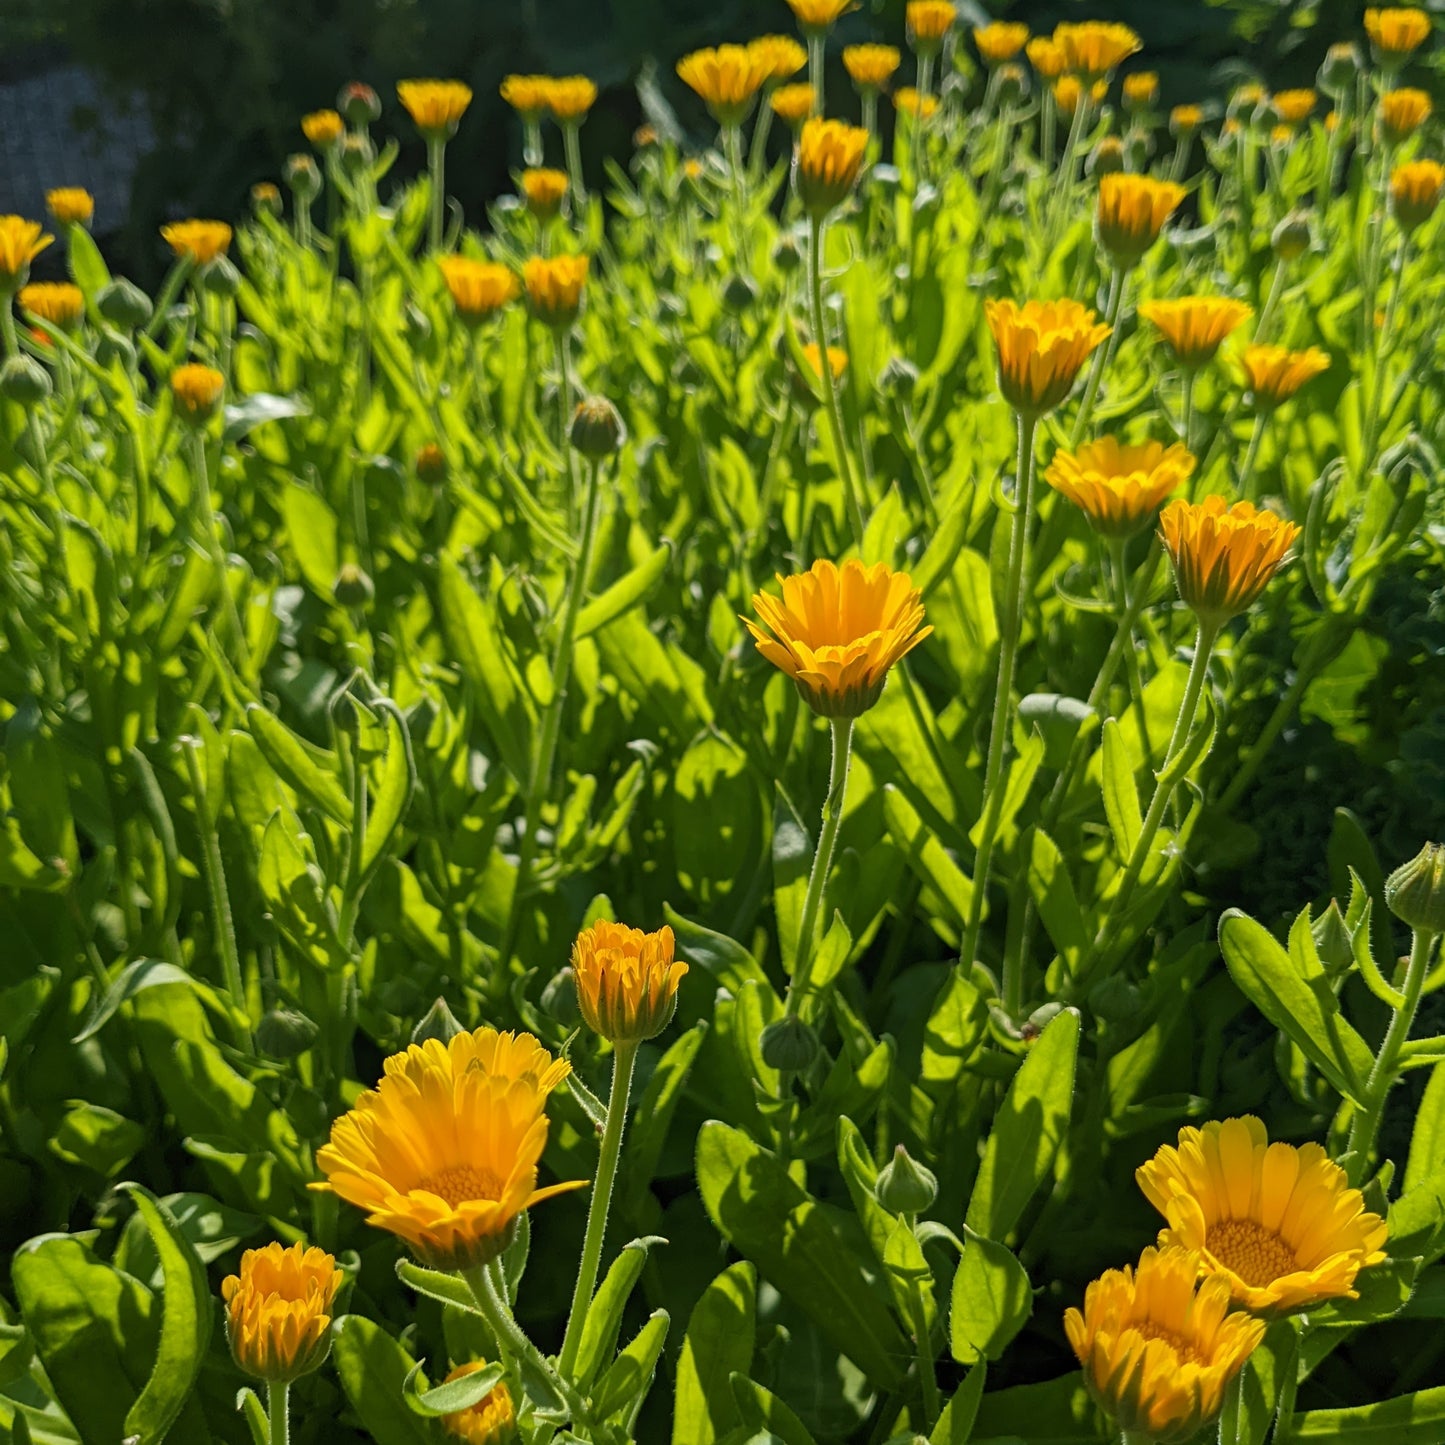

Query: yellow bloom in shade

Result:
[1123,71,1159,110]
[439,1362,517,1444]
[747,559,932,719]
[1052,75,1107,117]
[397,80,473,140]
[161,219,232,266]
[1272,88,1316,125]
[1096,174,1187,264]
[19,282,84,330]
[1170,104,1204,138]
[1053,21,1142,81]
[1159,497,1301,623]
[313,1028,585,1271]
[437,257,519,326]
[499,74,550,121]
[796,117,870,215]
[1365,6,1432,65]
[1392,157,1445,229]
[748,34,808,83]
[843,44,902,90]
[801,341,849,383]
[676,45,769,126]
[519,168,568,220]
[907,0,957,51]
[770,83,817,128]
[893,87,939,119]
[1138,296,1254,368]
[522,253,589,328]
[171,364,226,426]
[975,22,1030,65]
[1379,87,1432,144]
[785,0,856,34]
[0,216,52,289]
[1065,1245,1266,1443]
[1027,36,1067,79]
[543,76,597,123]
[985,298,1111,416]
[221,1242,342,1385]
[45,188,94,227]
[1239,343,1330,407]
[302,109,344,147]
[1137,1118,1389,1315]
[571,921,688,1045]
[1045,437,1194,538]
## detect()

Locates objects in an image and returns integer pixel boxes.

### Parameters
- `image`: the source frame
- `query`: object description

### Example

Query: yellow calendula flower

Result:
[796,116,870,215]
[1065,1245,1266,1443]
[1138,296,1254,368]
[439,1362,517,1444]
[571,921,688,1045]
[801,341,849,384]
[302,109,344,148]
[770,83,817,128]
[1122,71,1159,110]
[500,74,551,121]
[975,22,1030,65]
[1169,104,1204,138]
[397,80,473,140]
[893,86,940,119]
[437,257,519,326]
[748,34,808,83]
[522,254,589,329]
[843,44,902,90]
[46,188,94,227]
[1096,174,1187,265]
[747,559,932,719]
[677,45,769,127]
[1053,20,1142,81]
[221,1242,342,1385]
[171,364,226,426]
[985,298,1112,416]
[1052,75,1108,117]
[519,168,569,220]
[1272,88,1316,126]
[161,219,233,266]
[907,0,957,52]
[1045,437,1195,538]
[542,76,597,123]
[1365,6,1432,66]
[785,0,856,34]
[1239,343,1330,408]
[18,282,84,331]
[1027,36,1068,80]
[1158,496,1301,623]
[1378,87,1431,144]
[313,1028,585,1270]
[1137,1118,1389,1315]
[1,215,55,290]
[1392,157,1445,229]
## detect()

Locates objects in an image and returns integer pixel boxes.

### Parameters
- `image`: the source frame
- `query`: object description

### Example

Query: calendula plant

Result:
[2,6,1445,1445]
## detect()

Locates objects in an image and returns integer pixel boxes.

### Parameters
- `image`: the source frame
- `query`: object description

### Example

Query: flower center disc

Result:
[1209,1218,1298,1286]
[421,1165,505,1206]
[1132,1320,1207,1368]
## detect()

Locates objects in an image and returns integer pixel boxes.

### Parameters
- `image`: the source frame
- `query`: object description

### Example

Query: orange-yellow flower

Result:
[519,168,569,220]
[522,254,589,328]
[746,559,931,718]
[439,1362,516,1444]
[893,87,939,119]
[1365,7,1432,66]
[801,342,849,384]
[171,364,226,426]
[1238,343,1330,408]
[1392,157,1445,229]
[1158,496,1300,623]
[1379,87,1432,144]
[302,109,344,148]
[975,22,1030,65]
[252,182,282,216]
[796,117,869,215]
[785,0,856,34]
[221,1242,343,1384]
[161,219,233,266]
[417,442,448,483]
[770,83,817,128]
[1137,1118,1389,1316]
[907,0,957,52]
[542,76,597,123]
[571,921,688,1044]
[45,188,94,227]
[843,44,902,90]
[500,74,551,121]
[677,45,769,126]
[1138,296,1254,367]
[313,1028,584,1270]
[748,34,808,83]
[985,298,1111,416]
[18,282,84,331]
[1170,104,1205,138]
[1096,174,1187,264]
[437,256,519,326]
[1052,75,1108,117]
[1027,36,1067,79]
[1053,21,1141,81]
[1045,437,1194,538]
[1065,1245,1265,1443]
[1122,71,1159,110]
[397,80,473,140]
[1272,88,1316,126]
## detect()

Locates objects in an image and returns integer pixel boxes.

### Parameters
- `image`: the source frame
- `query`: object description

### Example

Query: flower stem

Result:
[1359,233,1409,482]
[960,411,1038,1013]
[807,215,866,545]
[563,122,587,207]
[1181,368,1197,454]
[267,1382,290,1445]
[808,34,826,112]
[428,137,446,253]
[1235,411,1268,501]
[1253,257,1288,343]
[1044,93,1090,254]
[189,433,252,674]
[909,1276,940,1430]
[1069,266,1127,446]
[558,1040,639,1380]
[463,1263,575,1414]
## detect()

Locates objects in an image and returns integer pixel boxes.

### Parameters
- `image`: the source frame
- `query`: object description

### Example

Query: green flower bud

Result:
[0,354,53,406]
[95,331,136,372]
[1272,210,1312,262]
[722,271,759,314]
[875,1144,938,1216]
[339,132,374,177]
[201,256,241,299]
[541,966,582,1026]
[1318,42,1360,98]
[772,234,803,275]
[879,354,919,399]
[570,395,627,458]
[255,1008,321,1059]
[1089,136,1126,177]
[411,996,466,1046]
[1384,843,1445,935]
[96,277,153,331]
[338,81,383,127]
[285,153,323,201]
[759,1014,820,1073]
[333,563,374,609]
[1310,899,1356,974]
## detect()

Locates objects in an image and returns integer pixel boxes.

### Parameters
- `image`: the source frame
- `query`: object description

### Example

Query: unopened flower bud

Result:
[255,1008,321,1059]
[416,442,447,483]
[772,234,803,275]
[339,133,373,177]
[1089,136,1126,177]
[1384,843,1445,935]
[541,966,581,1026]
[411,996,466,1046]
[759,1014,820,1072]
[1310,899,1356,975]
[875,1144,938,1216]
[202,256,241,298]
[97,277,153,331]
[1319,42,1360,97]
[0,354,52,406]
[333,562,374,609]
[723,271,759,313]
[95,331,136,371]
[1272,210,1312,262]
[996,62,1028,105]
[570,395,626,457]
[285,154,323,201]
[338,81,383,127]
[879,354,919,399]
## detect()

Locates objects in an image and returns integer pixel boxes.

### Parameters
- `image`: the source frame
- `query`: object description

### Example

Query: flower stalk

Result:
[267,1382,290,1445]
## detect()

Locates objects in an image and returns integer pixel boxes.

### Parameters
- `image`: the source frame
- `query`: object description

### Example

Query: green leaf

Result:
[223,392,311,442]
[576,540,673,639]
[728,1374,816,1445]
[574,1236,667,1390]
[404,1359,505,1416]
[396,1259,478,1312]
[971,1371,1097,1443]
[333,1315,435,1445]
[1294,1385,1445,1441]
[1026,829,1088,977]
[1407,1061,1445,1193]
[949,1229,1032,1364]
[49,1103,146,1178]
[67,227,113,301]
[883,785,974,927]
[361,707,416,875]
[279,482,341,599]
[591,1309,669,1424]
[932,1363,986,1445]
[117,1184,214,1445]
[674,1262,757,1445]
[620,1020,708,1216]
[246,705,351,823]
[1100,718,1142,859]
[72,958,213,1044]
[963,1009,1080,1242]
